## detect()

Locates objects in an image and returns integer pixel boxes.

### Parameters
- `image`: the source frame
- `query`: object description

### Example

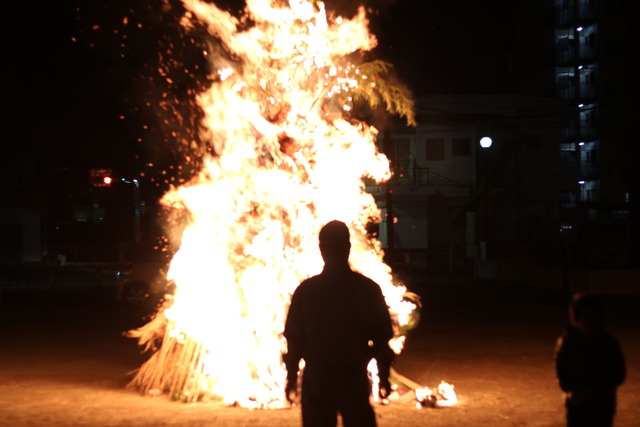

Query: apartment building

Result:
[555,0,638,268]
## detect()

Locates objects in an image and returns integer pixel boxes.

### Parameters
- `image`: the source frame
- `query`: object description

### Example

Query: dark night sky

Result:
[3,0,548,173]
[373,0,521,95]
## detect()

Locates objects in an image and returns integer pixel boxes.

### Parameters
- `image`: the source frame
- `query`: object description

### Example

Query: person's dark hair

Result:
[571,293,603,316]
[570,292,605,329]
[319,220,350,245]
[319,220,350,262]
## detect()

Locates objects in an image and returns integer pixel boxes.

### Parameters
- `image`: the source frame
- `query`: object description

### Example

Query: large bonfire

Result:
[127,0,454,409]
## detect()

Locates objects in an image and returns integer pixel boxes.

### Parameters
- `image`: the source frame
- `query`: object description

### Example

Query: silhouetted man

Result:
[283,220,394,427]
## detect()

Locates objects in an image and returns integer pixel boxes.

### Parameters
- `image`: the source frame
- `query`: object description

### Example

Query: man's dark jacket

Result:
[555,324,626,416]
[283,263,394,372]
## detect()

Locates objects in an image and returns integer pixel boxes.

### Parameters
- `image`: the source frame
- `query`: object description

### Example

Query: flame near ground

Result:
[127,0,455,409]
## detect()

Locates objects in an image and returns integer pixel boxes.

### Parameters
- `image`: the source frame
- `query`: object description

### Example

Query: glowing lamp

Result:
[479,136,493,148]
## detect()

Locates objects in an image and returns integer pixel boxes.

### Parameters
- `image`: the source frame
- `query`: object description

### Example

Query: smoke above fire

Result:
[127,0,421,408]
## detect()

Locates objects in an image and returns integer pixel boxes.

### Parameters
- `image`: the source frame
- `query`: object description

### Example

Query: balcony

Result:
[556,45,597,65]
[580,161,598,179]
[580,83,596,99]
[559,85,577,100]
[367,167,472,197]
[577,44,596,60]
[558,83,597,101]
[561,122,599,141]
[557,46,575,64]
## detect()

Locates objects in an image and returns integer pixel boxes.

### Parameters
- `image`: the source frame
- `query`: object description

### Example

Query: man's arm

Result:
[607,336,626,388]
[555,336,574,392]
[283,289,306,403]
[370,284,395,398]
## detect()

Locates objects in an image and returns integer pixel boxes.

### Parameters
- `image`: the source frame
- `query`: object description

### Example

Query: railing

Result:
[391,166,471,189]
[579,84,596,99]
[559,85,577,100]
[580,162,598,178]
[557,47,575,64]
[365,167,472,197]
[561,122,598,141]
[556,45,596,64]
[559,84,597,101]
[578,44,596,60]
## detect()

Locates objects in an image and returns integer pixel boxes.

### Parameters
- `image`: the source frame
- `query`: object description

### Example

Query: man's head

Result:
[319,220,351,264]
[569,292,605,334]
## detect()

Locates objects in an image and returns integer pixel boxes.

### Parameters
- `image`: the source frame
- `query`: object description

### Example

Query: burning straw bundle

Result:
[127,308,214,403]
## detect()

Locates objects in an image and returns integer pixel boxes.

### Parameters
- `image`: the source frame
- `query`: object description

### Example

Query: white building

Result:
[372,95,567,276]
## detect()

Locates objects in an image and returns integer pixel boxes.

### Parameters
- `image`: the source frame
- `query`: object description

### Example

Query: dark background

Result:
[1,0,555,263]
[4,0,549,163]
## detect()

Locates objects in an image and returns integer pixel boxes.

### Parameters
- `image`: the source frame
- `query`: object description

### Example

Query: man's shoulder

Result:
[294,274,323,293]
[297,269,380,291]
[596,330,623,348]
[300,274,323,285]
[350,270,381,287]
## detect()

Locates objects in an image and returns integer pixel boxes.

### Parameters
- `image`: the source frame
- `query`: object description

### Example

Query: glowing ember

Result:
[127,0,452,409]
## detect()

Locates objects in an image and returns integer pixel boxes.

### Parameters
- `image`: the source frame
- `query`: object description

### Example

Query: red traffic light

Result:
[90,168,114,187]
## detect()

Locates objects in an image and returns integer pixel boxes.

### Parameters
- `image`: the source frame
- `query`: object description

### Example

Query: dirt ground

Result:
[0,276,638,427]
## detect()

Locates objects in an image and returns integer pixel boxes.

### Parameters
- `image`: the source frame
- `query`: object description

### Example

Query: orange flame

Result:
[130,0,421,408]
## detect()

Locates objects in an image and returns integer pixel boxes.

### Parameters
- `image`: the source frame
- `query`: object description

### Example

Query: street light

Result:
[479,137,493,232]
[121,177,142,243]
[479,136,493,149]
[479,136,492,276]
